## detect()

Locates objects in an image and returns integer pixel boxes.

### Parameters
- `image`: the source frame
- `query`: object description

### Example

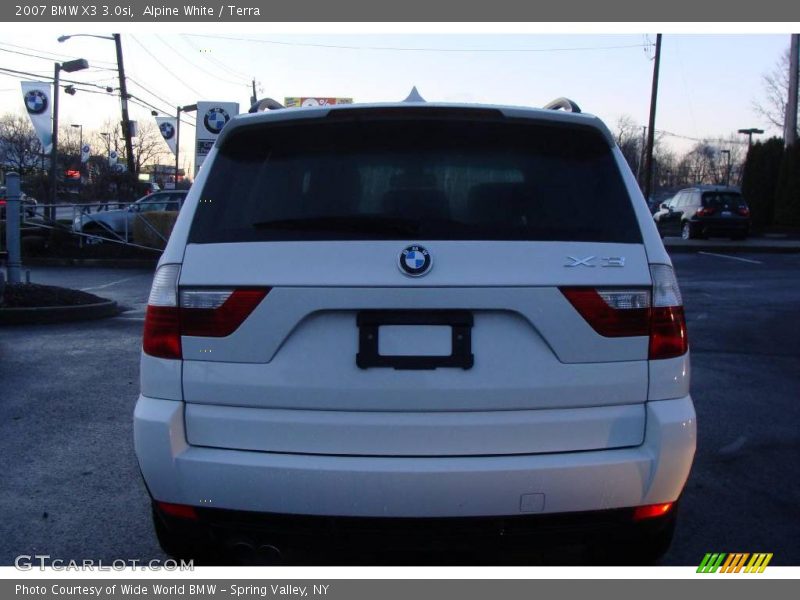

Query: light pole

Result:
[176,104,197,189]
[49,58,89,220]
[71,123,83,173]
[59,33,135,180]
[737,128,764,148]
[720,149,731,186]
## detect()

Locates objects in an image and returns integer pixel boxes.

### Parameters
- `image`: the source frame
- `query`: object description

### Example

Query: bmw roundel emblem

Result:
[203,107,230,134]
[24,89,48,115]
[399,245,432,277]
[159,121,175,140]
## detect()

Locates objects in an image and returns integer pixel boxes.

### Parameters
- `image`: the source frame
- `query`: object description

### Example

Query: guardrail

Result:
[3,197,176,252]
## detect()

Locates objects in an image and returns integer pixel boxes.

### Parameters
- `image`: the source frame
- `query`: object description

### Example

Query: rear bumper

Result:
[153,500,679,555]
[693,218,749,234]
[134,395,696,519]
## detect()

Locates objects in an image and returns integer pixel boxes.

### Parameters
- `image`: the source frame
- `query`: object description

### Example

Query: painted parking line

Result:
[698,251,763,265]
[80,275,144,292]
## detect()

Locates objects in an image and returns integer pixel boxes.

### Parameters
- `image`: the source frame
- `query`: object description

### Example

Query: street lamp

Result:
[737,128,764,148]
[49,58,89,218]
[71,123,83,182]
[720,149,731,186]
[58,34,114,42]
[71,124,83,157]
[175,104,197,189]
[59,33,135,180]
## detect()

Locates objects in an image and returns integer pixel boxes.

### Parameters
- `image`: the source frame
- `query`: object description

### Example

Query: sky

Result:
[0,32,791,173]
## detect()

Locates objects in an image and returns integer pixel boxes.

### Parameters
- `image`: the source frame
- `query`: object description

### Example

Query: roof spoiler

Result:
[249,97,285,113]
[542,97,581,113]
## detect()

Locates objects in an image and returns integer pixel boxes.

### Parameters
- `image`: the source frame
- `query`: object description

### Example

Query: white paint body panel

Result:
[184,403,646,456]
[134,395,695,517]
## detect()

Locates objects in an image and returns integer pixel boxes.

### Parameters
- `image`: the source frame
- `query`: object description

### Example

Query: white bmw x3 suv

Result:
[134,100,695,564]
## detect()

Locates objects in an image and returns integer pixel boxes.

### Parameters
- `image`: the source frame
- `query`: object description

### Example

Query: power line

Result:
[125,76,178,111]
[184,34,653,54]
[0,65,196,129]
[0,66,114,90]
[180,34,252,81]
[155,34,250,87]
[130,35,203,98]
[656,129,749,145]
[0,41,119,67]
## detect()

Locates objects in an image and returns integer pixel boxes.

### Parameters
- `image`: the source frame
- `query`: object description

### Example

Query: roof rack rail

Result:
[542,97,581,113]
[403,86,426,103]
[249,97,285,113]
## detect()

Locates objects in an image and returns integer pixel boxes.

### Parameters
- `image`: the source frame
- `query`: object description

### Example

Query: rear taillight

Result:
[143,264,181,359]
[180,289,268,337]
[737,206,750,217]
[155,501,198,520]
[143,264,269,359]
[632,502,674,521]
[560,264,687,360]
[695,206,715,217]
[559,288,650,337]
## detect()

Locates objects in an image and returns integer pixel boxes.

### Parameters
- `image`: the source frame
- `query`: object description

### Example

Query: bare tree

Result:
[132,121,170,174]
[0,112,46,175]
[86,119,168,174]
[614,115,644,175]
[676,143,718,185]
[753,48,800,136]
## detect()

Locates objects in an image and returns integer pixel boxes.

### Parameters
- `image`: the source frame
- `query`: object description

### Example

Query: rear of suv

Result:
[654,186,750,240]
[134,101,696,564]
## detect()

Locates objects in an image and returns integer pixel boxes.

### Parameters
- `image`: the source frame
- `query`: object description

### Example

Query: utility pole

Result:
[114,34,136,179]
[251,78,258,107]
[49,63,61,222]
[643,33,662,203]
[175,106,181,188]
[785,33,799,147]
[636,125,647,184]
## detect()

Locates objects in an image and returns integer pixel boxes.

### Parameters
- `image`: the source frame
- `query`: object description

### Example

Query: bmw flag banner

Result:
[81,143,91,164]
[108,149,118,167]
[21,81,53,153]
[195,101,239,176]
[155,116,178,156]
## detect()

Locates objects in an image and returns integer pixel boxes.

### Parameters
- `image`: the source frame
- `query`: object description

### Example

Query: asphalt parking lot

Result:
[1,252,798,566]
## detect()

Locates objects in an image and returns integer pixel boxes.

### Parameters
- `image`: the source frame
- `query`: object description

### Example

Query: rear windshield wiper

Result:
[251,215,425,236]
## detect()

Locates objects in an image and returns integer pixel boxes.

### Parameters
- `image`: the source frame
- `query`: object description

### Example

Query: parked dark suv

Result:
[653,186,750,240]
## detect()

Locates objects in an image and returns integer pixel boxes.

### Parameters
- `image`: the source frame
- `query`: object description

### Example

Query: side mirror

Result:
[660,203,669,210]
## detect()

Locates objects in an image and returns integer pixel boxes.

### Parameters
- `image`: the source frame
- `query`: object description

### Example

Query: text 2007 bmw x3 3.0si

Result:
[134,98,695,564]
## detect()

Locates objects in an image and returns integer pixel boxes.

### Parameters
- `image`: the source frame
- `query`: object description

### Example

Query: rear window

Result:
[189,117,641,244]
[702,192,746,209]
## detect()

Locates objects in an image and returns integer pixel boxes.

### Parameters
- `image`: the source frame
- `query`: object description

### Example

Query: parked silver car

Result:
[72,191,187,239]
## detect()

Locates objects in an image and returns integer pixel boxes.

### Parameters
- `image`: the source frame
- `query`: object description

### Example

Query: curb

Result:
[23,258,157,269]
[0,300,120,326]
[665,243,800,254]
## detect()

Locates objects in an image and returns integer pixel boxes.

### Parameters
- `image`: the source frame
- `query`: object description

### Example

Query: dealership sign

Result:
[195,101,239,176]
[284,97,353,108]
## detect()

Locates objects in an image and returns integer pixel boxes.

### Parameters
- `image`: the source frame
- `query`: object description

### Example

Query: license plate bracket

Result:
[356,310,474,370]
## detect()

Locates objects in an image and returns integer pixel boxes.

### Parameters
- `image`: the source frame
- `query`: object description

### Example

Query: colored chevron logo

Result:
[697,552,773,573]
